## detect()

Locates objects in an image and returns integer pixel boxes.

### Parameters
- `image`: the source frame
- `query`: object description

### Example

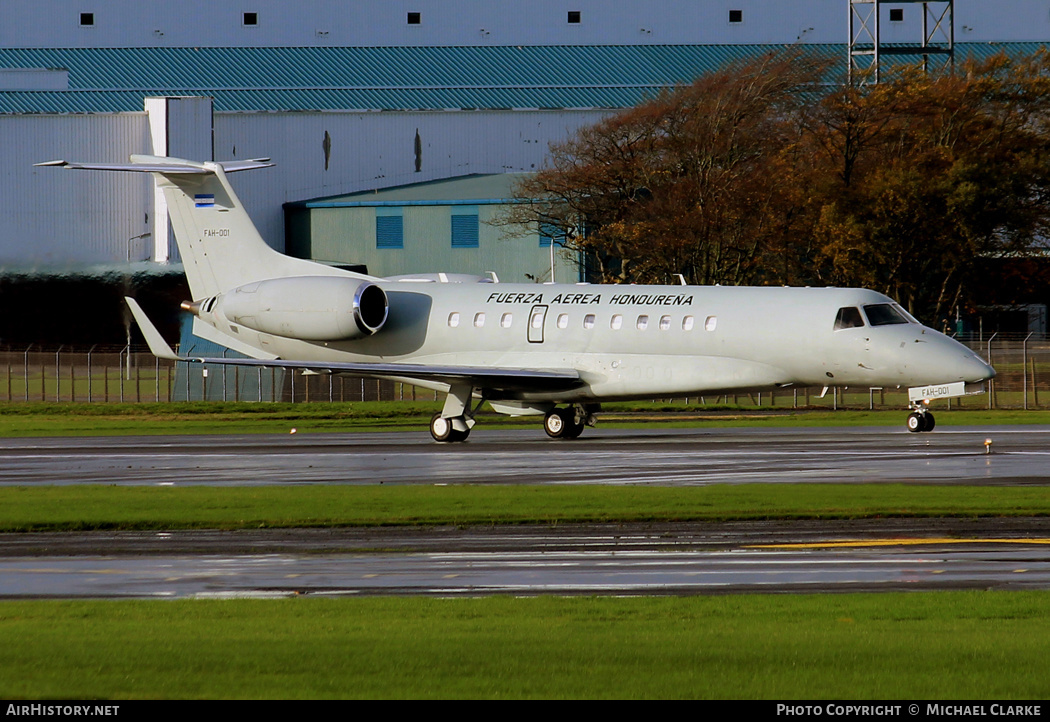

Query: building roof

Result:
[288,173,530,208]
[2,43,1041,114]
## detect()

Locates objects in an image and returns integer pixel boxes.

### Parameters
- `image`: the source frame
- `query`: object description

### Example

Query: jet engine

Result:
[209,276,388,341]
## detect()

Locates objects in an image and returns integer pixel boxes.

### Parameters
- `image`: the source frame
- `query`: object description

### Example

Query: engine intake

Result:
[213,276,388,341]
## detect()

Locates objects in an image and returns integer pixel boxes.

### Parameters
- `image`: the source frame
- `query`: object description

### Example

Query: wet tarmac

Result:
[2,426,1048,598]
[3,519,1050,598]
[0,425,1047,487]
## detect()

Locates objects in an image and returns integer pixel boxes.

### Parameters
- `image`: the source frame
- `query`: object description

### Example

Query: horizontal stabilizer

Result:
[36,156,273,174]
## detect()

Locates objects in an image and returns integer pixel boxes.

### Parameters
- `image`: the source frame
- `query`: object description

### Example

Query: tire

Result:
[430,413,454,442]
[544,408,568,439]
[906,412,926,433]
[923,412,936,432]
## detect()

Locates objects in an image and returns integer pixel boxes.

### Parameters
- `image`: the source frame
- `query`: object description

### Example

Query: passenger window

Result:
[683,315,695,331]
[862,304,908,327]
[705,315,717,332]
[834,307,865,330]
[530,310,544,329]
[583,314,595,329]
[636,315,649,330]
[611,314,623,330]
[500,313,513,328]
[448,312,460,328]
[557,314,569,329]
[473,312,485,328]
[659,315,671,330]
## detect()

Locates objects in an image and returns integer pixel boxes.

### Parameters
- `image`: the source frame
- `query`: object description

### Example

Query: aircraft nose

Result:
[943,345,996,383]
[907,333,996,385]
[966,352,996,382]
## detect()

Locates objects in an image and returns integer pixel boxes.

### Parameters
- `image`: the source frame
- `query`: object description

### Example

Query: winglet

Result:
[125,297,182,361]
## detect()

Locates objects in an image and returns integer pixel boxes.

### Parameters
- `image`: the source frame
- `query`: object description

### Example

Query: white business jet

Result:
[38,156,996,441]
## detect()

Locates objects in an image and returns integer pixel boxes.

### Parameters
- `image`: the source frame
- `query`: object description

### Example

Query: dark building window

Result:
[729,10,743,24]
[567,11,581,24]
[80,12,94,26]
[243,12,258,26]
[407,12,421,25]
[376,215,404,250]
[451,214,479,248]
[889,8,904,21]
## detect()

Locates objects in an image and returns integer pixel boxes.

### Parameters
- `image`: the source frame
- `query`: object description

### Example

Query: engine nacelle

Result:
[213,276,388,341]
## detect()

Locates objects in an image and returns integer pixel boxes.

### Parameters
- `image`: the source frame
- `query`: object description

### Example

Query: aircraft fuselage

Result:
[196,279,993,404]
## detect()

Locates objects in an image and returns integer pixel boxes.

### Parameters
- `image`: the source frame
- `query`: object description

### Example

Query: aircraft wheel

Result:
[923,412,936,432]
[430,413,454,442]
[544,408,569,439]
[431,414,470,442]
[906,412,926,433]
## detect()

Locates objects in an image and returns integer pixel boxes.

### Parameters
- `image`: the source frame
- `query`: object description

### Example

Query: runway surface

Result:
[3,520,1050,598]
[2,425,1048,598]
[0,425,1048,486]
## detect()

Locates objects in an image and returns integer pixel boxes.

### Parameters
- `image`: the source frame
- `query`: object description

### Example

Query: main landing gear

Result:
[906,407,936,433]
[430,413,471,442]
[543,404,598,440]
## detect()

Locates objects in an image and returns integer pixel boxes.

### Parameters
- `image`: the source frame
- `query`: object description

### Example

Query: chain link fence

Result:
[0,338,1046,408]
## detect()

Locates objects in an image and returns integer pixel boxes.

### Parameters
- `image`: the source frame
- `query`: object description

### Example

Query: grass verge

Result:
[1,483,1048,532]
[0,402,1048,436]
[1,592,1048,699]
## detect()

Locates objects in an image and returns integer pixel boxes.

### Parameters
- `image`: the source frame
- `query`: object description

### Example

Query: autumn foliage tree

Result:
[509,49,1050,325]
[505,51,826,285]
[800,52,1050,324]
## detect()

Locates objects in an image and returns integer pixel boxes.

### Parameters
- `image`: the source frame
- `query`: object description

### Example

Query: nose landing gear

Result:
[906,407,936,433]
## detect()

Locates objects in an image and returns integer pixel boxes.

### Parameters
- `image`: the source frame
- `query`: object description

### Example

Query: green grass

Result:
[0,401,1048,436]
[1,402,1047,700]
[1,483,1047,532]
[1,592,1048,699]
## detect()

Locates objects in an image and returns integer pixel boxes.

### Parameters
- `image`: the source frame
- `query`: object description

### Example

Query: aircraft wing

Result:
[125,297,581,392]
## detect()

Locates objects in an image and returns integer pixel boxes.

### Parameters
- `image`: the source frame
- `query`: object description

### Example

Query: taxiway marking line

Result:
[751,538,1050,549]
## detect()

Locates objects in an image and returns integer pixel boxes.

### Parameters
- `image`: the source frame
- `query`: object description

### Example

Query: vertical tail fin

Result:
[37,155,372,299]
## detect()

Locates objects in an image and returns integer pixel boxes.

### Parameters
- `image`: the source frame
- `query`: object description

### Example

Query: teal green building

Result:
[284,174,582,283]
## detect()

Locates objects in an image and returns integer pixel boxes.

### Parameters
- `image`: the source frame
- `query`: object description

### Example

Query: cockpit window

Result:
[863,303,910,326]
[892,303,919,324]
[834,306,864,330]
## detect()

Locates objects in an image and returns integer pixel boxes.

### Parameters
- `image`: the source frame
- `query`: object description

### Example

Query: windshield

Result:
[834,306,864,330]
[863,304,910,327]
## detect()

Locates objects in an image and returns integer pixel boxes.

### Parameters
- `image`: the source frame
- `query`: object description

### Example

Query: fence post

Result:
[87,346,96,403]
[1023,333,1032,410]
[54,346,63,403]
[23,345,30,403]
[986,333,997,410]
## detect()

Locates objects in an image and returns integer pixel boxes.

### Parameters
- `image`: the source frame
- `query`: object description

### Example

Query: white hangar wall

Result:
[212,109,608,254]
[3,0,1048,47]
[6,113,151,266]
[0,106,609,266]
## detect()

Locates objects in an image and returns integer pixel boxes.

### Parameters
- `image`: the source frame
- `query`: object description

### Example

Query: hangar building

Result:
[0,0,1046,343]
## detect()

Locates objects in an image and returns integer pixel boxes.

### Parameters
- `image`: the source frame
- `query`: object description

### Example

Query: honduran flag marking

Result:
[194,194,215,208]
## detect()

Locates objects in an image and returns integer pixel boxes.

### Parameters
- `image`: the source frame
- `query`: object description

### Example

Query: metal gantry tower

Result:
[848,0,954,84]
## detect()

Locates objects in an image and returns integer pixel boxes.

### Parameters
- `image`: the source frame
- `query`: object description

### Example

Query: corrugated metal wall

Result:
[297,202,578,282]
[213,109,608,252]
[3,1,1047,48]
[1,113,151,266]
[2,108,605,265]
